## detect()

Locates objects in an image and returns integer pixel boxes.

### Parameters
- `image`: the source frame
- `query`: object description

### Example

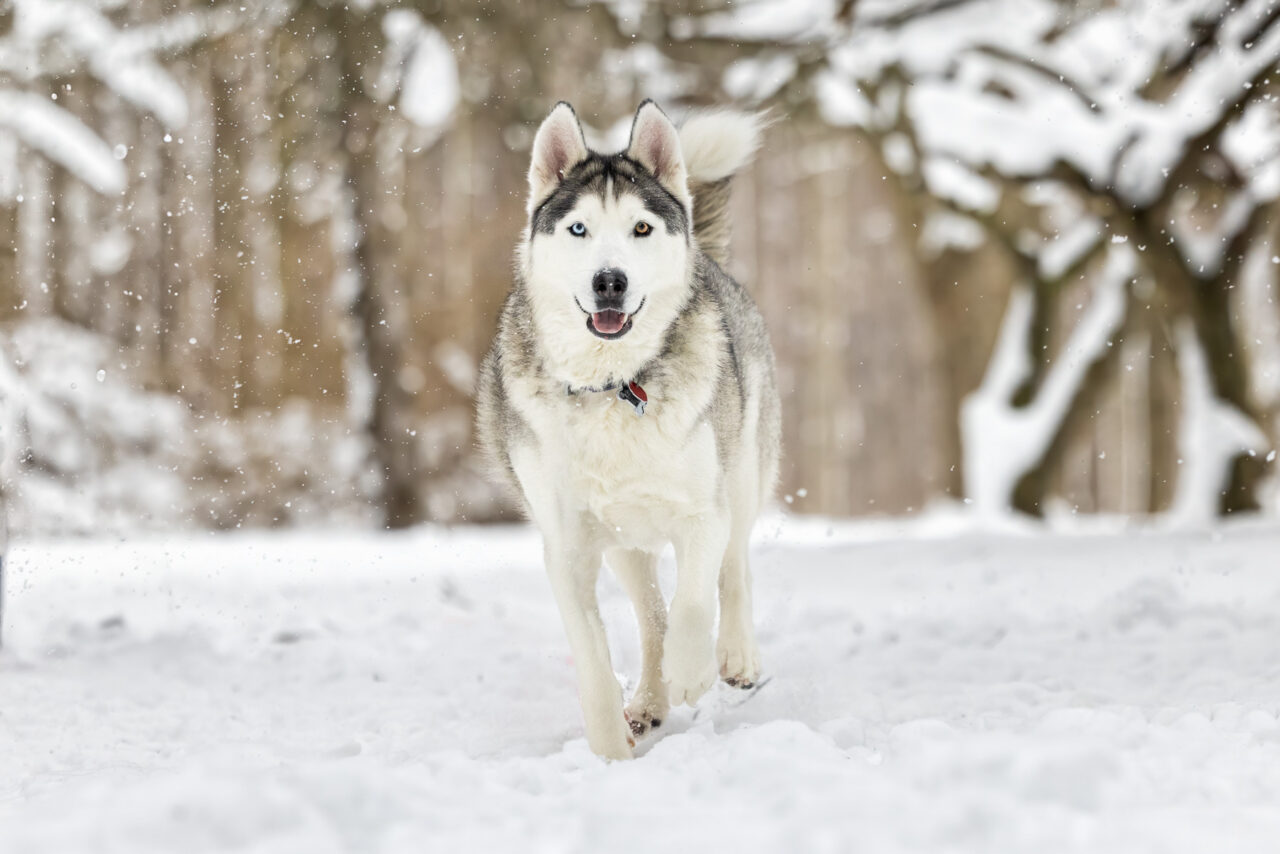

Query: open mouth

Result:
[579,297,645,340]
[589,309,631,337]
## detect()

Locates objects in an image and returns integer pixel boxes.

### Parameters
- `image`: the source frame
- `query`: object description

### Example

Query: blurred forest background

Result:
[0,0,1278,535]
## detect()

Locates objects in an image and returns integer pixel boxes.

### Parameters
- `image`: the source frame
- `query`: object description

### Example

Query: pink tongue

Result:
[592,310,628,334]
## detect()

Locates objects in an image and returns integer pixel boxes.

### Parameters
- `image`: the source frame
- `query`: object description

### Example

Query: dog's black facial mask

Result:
[531,155,688,237]
[526,100,690,237]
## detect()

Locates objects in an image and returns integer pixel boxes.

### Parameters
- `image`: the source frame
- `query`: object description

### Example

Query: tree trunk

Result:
[1191,276,1268,513]
[340,20,423,529]
[1134,207,1268,514]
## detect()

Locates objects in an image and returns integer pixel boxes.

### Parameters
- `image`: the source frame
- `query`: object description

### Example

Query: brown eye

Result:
[634,221,652,237]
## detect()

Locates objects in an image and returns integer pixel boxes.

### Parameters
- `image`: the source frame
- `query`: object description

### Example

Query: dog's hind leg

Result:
[544,539,635,760]
[606,548,669,738]
[716,510,762,689]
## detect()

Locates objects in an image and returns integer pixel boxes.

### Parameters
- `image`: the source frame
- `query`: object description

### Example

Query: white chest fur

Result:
[509,379,721,551]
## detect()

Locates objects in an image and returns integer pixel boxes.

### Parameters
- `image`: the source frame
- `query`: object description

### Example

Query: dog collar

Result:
[565,379,648,416]
[618,381,648,416]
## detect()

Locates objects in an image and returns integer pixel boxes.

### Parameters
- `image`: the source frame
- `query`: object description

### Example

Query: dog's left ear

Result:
[529,102,589,213]
[626,100,689,204]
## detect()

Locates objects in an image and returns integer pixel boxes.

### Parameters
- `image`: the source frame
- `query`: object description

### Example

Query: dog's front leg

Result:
[606,548,669,737]
[543,536,635,760]
[664,509,730,706]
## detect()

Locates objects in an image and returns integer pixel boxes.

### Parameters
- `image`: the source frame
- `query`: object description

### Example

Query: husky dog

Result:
[476,100,780,760]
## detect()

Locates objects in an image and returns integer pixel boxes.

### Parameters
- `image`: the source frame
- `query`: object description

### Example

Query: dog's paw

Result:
[582,701,637,760]
[625,686,669,738]
[717,632,761,689]
[597,742,635,761]
[662,628,717,707]
[588,720,635,761]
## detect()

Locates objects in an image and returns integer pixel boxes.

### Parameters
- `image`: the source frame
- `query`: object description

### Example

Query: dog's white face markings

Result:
[527,183,690,343]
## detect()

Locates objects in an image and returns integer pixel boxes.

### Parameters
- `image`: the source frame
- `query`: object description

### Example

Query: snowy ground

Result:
[2,516,1280,853]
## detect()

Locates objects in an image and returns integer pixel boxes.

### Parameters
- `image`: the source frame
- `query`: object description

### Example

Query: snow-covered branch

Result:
[703,0,1280,216]
[0,0,253,198]
[0,90,125,193]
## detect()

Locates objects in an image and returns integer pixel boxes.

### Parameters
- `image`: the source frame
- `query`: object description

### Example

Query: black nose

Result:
[592,268,628,301]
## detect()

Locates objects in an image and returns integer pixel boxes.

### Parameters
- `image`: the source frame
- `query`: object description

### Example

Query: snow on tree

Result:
[675,0,1280,518]
[0,0,242,197]
[0,2,464,533]
[377,9,460,137]
[0,90,125,195]
[962,245,1133,519]
[1166,321,1270,526]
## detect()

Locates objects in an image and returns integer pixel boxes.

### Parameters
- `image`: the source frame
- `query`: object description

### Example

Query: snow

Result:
[699,0,1280,518]
[692,0,840,43]
[600,44,699,116]
[92,56,188,131]
[881,131,916,175]
[1172,191,1257,278]
[0,0,224,200]
[1224,101,1280,201]
[742,0,1280,212]
[919,209,985,257]
[4,519,1280,852]
[1166,323,1270,527]
[962,246,1132,518]
[0,320,377,536]
[921,157,998,213]
[397,24,457,131]
[722,54,799,103]
[813,67,871,127]
[1039,220,1104,281]
[88,227,133,276]
[8,0,190,129]
[1117,0,1280,205]
[0,91,126,195]
[380,10,458,135]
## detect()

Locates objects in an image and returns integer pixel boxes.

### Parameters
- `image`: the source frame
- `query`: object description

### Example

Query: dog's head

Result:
[521,101,693,381]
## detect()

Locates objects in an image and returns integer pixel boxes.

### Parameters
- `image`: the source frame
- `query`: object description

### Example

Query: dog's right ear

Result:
[528,102,588,213]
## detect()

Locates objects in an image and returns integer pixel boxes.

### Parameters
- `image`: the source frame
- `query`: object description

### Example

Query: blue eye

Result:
[569,222,587,237]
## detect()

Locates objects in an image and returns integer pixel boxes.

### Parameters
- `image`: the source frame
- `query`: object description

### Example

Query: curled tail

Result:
[679,110,767,269]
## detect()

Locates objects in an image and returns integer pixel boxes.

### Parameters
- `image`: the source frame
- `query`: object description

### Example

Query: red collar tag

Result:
[618,381,648,416]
